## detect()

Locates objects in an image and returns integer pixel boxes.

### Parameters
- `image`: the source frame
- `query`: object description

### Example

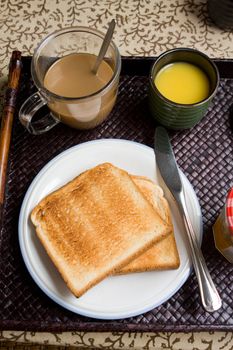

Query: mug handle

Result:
[19,92,60,135]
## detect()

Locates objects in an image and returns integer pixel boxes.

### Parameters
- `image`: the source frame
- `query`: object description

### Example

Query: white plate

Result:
[19,139,202,320]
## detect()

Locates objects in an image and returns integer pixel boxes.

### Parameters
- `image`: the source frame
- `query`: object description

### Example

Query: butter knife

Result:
[154,126,222,312]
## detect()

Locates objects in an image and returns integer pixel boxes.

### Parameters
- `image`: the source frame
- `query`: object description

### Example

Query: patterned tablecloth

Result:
[0,0,233,349]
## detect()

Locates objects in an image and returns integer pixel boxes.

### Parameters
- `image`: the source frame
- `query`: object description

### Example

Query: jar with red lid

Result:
[213,188,233,263]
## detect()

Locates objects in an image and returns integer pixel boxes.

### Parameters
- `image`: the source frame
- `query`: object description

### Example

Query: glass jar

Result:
[213,188,233,263]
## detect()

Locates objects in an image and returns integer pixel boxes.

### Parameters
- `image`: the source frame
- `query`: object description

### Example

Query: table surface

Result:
[0,0,233,349]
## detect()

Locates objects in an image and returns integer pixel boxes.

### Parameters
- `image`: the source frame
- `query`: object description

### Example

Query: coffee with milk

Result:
[44,53,115,129]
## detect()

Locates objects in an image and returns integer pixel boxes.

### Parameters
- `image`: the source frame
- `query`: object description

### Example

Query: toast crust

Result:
[116,176,180,274]
[31,163,171,297]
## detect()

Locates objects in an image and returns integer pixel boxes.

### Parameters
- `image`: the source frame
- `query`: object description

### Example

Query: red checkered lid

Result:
[226,188,233,235]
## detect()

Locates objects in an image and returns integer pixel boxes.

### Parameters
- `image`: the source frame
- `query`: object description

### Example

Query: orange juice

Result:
[154,62,210,104]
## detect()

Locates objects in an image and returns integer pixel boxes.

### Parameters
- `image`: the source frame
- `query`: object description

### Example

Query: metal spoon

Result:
[92,19,116,75]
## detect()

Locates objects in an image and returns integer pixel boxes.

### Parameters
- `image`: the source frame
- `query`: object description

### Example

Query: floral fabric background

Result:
[1,330,233,349]
[0,0,233,349]
[1,0,233,85]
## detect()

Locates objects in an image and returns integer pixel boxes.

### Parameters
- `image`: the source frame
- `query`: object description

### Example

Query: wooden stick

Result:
[0,51,22,226]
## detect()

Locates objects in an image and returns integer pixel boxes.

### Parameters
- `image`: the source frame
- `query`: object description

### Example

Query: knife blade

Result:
[154,126,222,312]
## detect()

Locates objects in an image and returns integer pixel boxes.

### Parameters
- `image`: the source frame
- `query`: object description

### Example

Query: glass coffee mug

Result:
[19,27,121,134]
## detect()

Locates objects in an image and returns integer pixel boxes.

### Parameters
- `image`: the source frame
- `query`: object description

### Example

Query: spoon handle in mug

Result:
[92,19,116,75]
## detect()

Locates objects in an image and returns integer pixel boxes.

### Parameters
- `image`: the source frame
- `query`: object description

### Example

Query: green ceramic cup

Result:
[148,48,220,130]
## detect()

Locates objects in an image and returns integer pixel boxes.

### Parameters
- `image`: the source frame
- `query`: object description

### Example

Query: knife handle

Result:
[177,191,222,312]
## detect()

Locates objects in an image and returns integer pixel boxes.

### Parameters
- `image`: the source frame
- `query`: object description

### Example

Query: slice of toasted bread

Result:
[116,175,180,274]
[31,163,171,297]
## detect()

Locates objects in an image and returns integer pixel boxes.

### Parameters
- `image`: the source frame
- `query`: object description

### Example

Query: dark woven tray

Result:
[0,56,233,332]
